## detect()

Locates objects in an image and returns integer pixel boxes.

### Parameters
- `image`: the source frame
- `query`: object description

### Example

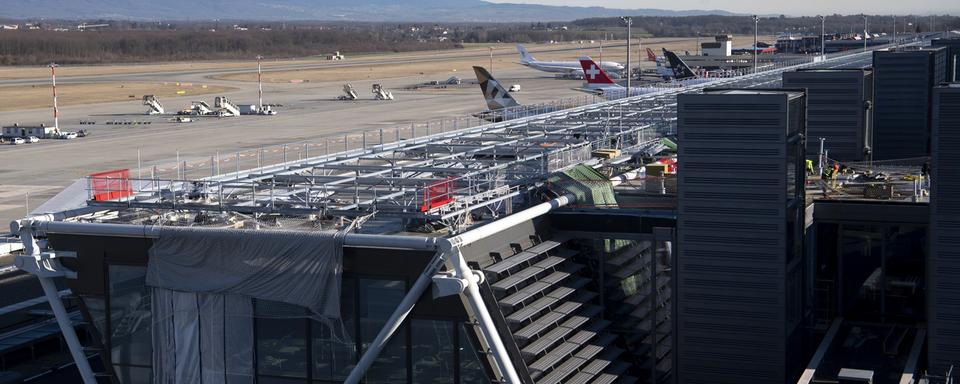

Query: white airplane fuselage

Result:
[522,60,624,75]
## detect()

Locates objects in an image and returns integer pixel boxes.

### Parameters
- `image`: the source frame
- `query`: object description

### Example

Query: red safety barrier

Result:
[421,177,455,212]
[657,157,678,173]
[89,169,133,201]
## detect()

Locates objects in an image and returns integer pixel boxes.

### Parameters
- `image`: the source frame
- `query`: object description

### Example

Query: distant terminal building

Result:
[700,35,733,56]
[873,46,947,160]
[776,34,825,54]
[776,33,893,54]
[2,124,58,138]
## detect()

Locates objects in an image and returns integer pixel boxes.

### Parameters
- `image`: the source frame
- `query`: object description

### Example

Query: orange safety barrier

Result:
[89,169,133,201]
[421,177,455,212]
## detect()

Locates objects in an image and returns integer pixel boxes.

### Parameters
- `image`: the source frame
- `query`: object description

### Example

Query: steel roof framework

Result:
[84,49,878,225]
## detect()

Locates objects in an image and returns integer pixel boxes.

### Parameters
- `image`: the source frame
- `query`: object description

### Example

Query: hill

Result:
[6,0,737,22]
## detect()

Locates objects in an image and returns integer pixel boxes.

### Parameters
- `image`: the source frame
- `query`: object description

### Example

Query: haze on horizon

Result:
[488,0,957,16]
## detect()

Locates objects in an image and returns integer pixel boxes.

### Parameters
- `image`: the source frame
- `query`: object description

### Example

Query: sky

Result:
[486,0,957,16]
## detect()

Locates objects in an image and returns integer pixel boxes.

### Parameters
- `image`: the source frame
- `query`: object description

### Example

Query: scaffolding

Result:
[82,48,883,232]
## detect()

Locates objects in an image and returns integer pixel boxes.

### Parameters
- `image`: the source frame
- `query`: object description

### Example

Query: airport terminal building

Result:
[9,36,960,384]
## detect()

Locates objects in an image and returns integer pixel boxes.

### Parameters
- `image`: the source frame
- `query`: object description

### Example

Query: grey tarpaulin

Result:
[147,227,345,384]
[146,227,344,318]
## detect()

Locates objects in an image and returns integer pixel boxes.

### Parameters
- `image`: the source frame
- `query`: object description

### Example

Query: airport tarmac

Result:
[0,36,760,225]
[0,66,608,224]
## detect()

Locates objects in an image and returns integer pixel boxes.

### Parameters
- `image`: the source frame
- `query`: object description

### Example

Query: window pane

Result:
[82,296,108,345]
[412,320,454,384]
[359,279,407,383]
[458,323,488,383]
[314,277,356,381]
[114,365,152,383]
[108,265,152,367]
[257,376,306,384]
[256,300,308,379]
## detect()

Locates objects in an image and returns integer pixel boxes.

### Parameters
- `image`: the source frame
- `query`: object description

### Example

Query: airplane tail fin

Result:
[473,66,521,110]
[662,49,697,79]
[579,56,617,85]
[516,44,535,63]
[646,48,658,62]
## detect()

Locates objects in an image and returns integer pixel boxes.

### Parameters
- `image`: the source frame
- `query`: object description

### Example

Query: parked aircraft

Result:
[517,44,623,76]
[472,66,559,122]
[575,57,667,98]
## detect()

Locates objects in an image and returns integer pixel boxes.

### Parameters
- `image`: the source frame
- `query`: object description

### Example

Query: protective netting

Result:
[144,226,347,384]
[547,164,619,208]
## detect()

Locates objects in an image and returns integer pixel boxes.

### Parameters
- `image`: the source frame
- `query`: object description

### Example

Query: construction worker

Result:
[806,159,815,175]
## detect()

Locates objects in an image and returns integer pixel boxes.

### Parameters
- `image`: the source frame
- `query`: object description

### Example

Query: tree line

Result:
[1,15,958,65]
[0,27,456,65]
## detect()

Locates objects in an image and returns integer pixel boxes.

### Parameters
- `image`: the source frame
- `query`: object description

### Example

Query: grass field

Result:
[0,35,770,110]
[214,36,769,83]
[0,82,235,112]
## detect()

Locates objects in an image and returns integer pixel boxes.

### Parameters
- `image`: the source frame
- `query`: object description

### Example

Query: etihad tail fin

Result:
[473,66,521,110]
[517,44,535,63]
[646,48,658,62]
[662,49,697,79]
[578,56,616,85]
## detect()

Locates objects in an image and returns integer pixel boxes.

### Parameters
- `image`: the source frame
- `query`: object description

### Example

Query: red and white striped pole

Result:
[257,55,263,111]
[50,63,59,133]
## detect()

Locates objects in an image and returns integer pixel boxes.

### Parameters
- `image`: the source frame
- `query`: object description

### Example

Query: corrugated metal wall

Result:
[930,85,960,381]
[873,47,947,160]
[931,38,960,82]
[783,69,872,162]
[675,90,806,384]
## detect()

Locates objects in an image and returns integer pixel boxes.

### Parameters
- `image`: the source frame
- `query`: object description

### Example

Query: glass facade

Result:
[86,261,488,384]
[313,277,357,382]
[256,300,309,380]
[815,222,928,325]
[359,278,408,383]
[247,276,488,383]
[412,320,454,383]
[107,265,152,377]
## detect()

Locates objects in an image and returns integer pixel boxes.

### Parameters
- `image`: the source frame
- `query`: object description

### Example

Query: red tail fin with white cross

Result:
[578,57,616,85]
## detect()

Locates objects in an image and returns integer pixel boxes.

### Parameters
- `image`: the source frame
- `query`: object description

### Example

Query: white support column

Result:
[15,221,97,384]
[442,244,520,384]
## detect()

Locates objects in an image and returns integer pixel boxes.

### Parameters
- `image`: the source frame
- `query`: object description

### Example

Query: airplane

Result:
[472,66,559,122]
[646,48,661,62]
[517,44,624,77]
[575,56,671,99]
[660,49,732,83]
[732,42,778,55]
[576,54,722,99]
[642,48,677,79]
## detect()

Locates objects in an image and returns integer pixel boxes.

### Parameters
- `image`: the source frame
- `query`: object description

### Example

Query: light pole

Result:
[256,55,263,111]
[753,15,759,74]
[863,14,868,52]
[621,16,632,97]
[50,62,59,134]
[893,15,897,48]
[818,15,826,56]
[489,47,493,75]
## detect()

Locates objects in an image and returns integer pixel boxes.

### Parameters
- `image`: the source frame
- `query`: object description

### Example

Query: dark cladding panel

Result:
[676,89,806,383]
[783,69,872,161]
[932,38,960,82]
[873,47,947,160]
[930,84,960,381]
